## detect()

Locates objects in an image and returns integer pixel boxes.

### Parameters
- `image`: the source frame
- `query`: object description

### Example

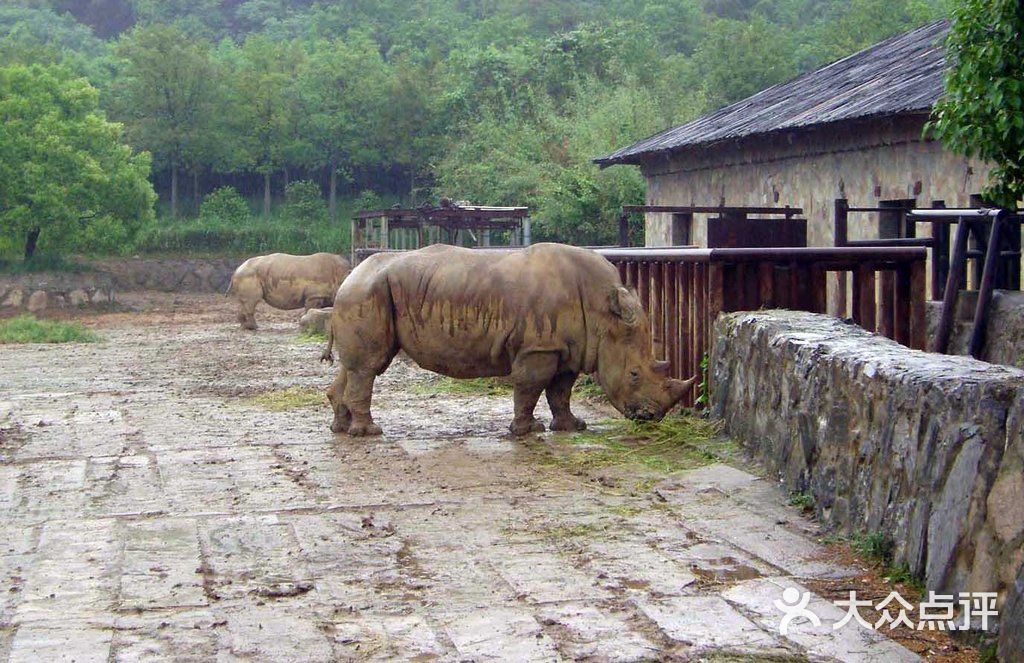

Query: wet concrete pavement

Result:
[0,305,920,661]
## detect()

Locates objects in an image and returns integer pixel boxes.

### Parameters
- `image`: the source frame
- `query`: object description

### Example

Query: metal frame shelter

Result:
[351,202,530,262]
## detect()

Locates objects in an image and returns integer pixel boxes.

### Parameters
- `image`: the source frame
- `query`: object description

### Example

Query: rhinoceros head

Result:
[596,286,695,421]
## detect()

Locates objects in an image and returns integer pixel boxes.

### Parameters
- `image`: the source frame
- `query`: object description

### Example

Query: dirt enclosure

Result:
[0,295,975,661]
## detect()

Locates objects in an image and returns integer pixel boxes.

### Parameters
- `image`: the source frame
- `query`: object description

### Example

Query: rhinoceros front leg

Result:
[237,300,257,330]
[546,371,587,432]
[509,352,558,436]
[344,369,383,437]
[326,366,351,433]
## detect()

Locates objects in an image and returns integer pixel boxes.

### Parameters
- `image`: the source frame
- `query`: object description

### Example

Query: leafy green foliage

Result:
[928,0,1024,208]
[0,63,156,258]
[0,0,952,257]
[0,314,99,344]
[199,187,252,226]
[132,215,343,255]
[283,180,328,225]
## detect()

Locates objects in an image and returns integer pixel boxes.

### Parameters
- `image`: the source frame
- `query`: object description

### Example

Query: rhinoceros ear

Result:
[608,286,640,326]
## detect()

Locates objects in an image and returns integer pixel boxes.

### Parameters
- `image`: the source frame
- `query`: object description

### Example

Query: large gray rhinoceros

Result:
[229,252,350,330]
[320,243,694,436]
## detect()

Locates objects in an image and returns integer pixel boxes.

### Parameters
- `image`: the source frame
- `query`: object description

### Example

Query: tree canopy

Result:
[0,63,155,258]
[0,0,954,253]
[929,0,1024,208]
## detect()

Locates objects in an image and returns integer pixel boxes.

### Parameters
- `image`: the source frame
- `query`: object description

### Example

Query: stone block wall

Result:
[87,257,243,292]
[0,272,115,313]
[710,310,1024,659]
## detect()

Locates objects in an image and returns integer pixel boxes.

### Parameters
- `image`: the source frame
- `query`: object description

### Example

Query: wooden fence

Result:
[595,246,928,406]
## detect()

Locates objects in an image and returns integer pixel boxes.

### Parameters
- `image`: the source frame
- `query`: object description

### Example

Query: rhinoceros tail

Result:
[319,327,335,365]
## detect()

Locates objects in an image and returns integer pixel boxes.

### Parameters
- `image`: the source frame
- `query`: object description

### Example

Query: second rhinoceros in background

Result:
[320,243,694,436]
[229,252,350,329]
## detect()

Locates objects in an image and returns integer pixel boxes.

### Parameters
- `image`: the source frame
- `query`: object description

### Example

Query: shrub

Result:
[355,189,384,212]
[0,315,99,343]
[284,180,328,225]
[199,187,252,226]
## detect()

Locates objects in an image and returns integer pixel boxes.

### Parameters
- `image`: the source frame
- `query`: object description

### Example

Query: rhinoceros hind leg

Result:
[327,366,351,433]
[509,352,558,436]
[344,370,383,437]
[546,371,587,432]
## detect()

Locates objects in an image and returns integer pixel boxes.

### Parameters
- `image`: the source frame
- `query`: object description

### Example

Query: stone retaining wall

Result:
[710,310,1024,659]
[88,257,243,292]
[0,273,115,312]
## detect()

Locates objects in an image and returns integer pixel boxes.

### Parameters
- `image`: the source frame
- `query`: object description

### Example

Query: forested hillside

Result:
[0,0,949,257]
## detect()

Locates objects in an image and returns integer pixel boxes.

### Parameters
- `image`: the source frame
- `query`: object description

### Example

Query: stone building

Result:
[595,20,989,251]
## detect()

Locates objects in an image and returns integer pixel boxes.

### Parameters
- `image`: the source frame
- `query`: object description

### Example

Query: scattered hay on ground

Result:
[0,314,99,344]
[544,415,735,476]
[247,386,324,410]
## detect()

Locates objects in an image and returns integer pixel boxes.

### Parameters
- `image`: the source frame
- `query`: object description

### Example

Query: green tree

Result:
[928,0,1024,207]
[232,35,306,216]
[693,16,796,108]
[112,24,217,218]
[0,64,155,259]
[297,36,390,218]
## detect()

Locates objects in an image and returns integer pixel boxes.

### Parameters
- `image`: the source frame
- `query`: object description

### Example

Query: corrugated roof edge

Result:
[594,19,949,167]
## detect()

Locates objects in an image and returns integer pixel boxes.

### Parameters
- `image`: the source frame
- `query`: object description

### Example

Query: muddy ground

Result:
[0,295,977,661]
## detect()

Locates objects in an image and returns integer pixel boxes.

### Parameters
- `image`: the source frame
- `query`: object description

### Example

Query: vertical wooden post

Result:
[934,217,972,353]
[893,265,911,345]
[834,198,849,246]
[638,262,651,314]
[665,262,678,377]
[810,264,827,313]
[853,264,877,331]
[708,262,724,331]
[931,201,949,300]
[969,211,1007,358]
[619,212,630,247]
[754,262,773,310]
[680,264,692,382]
[651,262,664,360]
[879,270,895,338]
[909,259,927,350]
[349,218,358,262]
[834,198,850,317]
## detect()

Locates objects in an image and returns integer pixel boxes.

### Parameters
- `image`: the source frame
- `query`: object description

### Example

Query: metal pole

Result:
[523,217,532,246]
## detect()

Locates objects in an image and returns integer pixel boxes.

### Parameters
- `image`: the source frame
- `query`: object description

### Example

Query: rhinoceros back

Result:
[372,244,615,378]
[249,252,349,310]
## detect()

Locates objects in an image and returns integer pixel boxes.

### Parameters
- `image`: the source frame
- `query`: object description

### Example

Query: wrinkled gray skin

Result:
[321,243,694,436]
[229,252,350,330]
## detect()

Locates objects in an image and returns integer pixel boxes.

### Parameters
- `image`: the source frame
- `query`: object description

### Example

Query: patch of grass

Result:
[883,564,926,595]
[297,328,328,343]
[823,530,926,596]
[571,374,604,399]
[788,491,815,512]
[0,315,99,344]
[850,531,895,564]
[248,386,324,411]
[411,376,513,397]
